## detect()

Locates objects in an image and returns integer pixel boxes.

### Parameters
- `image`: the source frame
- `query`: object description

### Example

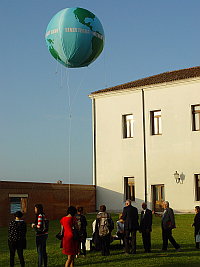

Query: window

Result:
[153,185,165,212]
[195,174,200,201]
[154,185,165,202]
[9,194,28,214]
[124,177,135,201]
[151,110,162,135]
[123,114,134,138]
[192,105,200,131]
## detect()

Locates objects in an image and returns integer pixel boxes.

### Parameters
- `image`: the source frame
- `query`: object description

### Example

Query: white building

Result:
[89,66,200,213]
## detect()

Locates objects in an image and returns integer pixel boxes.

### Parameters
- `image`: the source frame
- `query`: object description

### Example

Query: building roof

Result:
[91,66,200,95]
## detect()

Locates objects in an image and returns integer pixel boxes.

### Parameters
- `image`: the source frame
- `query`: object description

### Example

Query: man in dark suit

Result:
[121,199,139,254]
[191,206,200,249]
[140,202,152,253]
[161,201,181,251]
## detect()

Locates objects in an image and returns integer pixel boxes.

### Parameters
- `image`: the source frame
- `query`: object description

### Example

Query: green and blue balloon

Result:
[45,7,105,68]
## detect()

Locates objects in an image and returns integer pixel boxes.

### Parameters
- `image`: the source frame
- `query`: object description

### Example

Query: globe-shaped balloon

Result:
[45,7,105,68]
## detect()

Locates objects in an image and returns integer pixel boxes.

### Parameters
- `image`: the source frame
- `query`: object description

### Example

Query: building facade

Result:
[89,66,200,213]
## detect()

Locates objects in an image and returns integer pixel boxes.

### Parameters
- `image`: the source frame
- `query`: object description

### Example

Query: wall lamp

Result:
[174,171,180,183]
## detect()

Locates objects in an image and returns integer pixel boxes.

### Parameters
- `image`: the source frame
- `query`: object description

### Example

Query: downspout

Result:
[142,89,147,203]
[92,97,97,209]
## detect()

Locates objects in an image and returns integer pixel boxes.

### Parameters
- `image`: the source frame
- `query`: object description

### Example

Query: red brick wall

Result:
[0,181,96,227]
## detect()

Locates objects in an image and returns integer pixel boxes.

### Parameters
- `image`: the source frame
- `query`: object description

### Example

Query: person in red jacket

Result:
[60,206,79,267]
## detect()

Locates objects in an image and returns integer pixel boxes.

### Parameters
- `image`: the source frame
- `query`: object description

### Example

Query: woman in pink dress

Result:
[60,206,78,267]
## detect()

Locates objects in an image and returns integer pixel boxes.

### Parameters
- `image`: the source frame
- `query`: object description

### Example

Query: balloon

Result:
[45,7,105,68]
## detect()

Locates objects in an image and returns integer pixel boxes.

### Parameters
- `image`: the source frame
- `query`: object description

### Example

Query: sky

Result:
[0,1,200,185]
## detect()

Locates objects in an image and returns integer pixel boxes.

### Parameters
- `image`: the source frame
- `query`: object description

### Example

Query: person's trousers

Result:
[36,234,48,267]
[77,234,87,256]
[101,234,110,256]
[162,228,180,250]
[142,232,151,252]
[117,232,125,246]
[195,232,199,249]
[124,229,136,254]
[8,241,25,267]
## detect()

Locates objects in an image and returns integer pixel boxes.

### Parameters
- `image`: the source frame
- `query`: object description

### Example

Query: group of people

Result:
[107,200,152,254]
[115,199,181,254]
[92,201,151,256]
[8,204,49,267]
[8,204,87,267]
[7,201,200,266]
[94,199,189,255]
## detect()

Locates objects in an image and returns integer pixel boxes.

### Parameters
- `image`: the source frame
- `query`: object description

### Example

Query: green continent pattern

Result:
[73,8,104,67]
[80,36,104,67]
[74,8,95,31]
[47,39,61,61]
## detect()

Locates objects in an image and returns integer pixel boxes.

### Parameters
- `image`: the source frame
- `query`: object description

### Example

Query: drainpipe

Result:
[92,97,97,209]
[142,89,147,203]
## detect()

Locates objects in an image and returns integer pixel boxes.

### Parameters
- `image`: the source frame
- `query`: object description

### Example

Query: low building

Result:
[0,181,95,227]
[89,66,200,213]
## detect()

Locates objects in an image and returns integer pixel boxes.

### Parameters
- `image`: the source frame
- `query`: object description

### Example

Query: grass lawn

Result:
[0,213,199,267]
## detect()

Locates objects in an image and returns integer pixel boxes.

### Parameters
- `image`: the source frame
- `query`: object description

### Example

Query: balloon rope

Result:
[68,107,71,207]
[66,68,87,207]
[67,69,70,107]
[87,66,106,88]
[55,59,59,74]
[70,68,87,108]
[60,66,64,90]
[60,65,62,89]
[66,68,71,207]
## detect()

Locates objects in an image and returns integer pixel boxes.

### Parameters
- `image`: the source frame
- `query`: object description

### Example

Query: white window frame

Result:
[123,114,134,138]
[151,110,162,135]
[192,105,200,131]
[124,177,135,202]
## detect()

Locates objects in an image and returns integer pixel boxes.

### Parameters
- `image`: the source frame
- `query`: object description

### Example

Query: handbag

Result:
[56,227,64,248]
[72,216,79,241]
[56,230,64,240]
[196,232,200,243]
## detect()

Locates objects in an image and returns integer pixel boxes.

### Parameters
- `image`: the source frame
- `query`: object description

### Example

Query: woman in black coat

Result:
[191,206,200,249]
[8,211,26,267]
[75,205,87,258]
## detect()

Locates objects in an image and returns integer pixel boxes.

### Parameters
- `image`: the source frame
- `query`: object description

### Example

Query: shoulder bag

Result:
[72,216,79,241]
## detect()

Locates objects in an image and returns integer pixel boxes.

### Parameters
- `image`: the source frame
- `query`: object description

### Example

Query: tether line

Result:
[66,67,87,207]
[68,107,71,206]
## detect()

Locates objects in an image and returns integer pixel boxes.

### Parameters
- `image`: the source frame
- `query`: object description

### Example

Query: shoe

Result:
[176,247,181,252]
[83,255,86,258]
[123,252,130,255]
